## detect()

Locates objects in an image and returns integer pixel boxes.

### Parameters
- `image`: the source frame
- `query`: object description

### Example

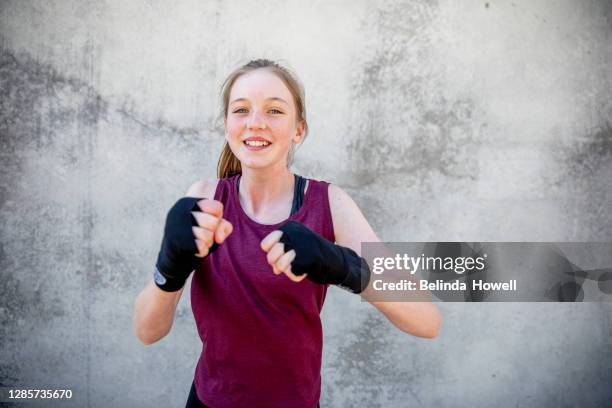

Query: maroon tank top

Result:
[190,174,334,408]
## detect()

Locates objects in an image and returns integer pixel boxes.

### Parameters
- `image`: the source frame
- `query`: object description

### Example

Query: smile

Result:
[244,140,270,147]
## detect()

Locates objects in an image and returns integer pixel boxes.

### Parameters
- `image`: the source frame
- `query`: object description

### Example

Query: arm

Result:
[328,184,442,339]
[132,180,217,345]
[133,281,184,345]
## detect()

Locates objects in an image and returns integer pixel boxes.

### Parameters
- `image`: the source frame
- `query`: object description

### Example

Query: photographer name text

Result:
[373,279,517,291]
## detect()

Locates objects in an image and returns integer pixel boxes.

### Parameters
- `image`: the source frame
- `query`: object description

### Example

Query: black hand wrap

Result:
[278,221,371,294]
[155,197,217,292]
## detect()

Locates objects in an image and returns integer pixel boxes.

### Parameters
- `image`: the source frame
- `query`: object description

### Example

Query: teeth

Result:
[245,140,270,147]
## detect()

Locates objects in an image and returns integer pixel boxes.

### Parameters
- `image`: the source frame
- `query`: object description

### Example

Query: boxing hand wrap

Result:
[155,197,218,292]
[279,221,371,294]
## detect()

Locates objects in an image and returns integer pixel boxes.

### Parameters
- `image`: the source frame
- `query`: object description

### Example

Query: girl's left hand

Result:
[260,230,308,282]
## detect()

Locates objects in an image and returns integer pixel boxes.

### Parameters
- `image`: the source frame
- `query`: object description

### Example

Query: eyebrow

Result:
[229,97,289,106]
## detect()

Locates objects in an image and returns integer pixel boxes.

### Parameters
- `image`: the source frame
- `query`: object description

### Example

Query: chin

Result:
[237,152,286,170]
[238,157,273,169]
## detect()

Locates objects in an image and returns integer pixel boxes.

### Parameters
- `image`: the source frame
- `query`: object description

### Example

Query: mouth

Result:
[243,138,271,151]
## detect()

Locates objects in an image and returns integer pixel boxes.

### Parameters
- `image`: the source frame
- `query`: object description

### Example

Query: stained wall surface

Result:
[1,1,611,407]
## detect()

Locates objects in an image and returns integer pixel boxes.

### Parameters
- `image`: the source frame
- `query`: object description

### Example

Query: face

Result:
[224,69,305,171]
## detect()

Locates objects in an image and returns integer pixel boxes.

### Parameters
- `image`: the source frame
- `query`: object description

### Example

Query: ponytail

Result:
[217,142,242,178]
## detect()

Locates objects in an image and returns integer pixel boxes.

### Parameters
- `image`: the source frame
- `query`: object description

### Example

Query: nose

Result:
[246,110,267,130]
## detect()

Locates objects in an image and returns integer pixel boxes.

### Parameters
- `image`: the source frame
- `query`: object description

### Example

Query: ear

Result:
[293,120,305,144]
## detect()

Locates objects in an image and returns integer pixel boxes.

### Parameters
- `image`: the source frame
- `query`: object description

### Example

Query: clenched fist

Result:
[190,198,233,258]
[155,197,233,292]
[260,229,308,283]
[260,221,371,293]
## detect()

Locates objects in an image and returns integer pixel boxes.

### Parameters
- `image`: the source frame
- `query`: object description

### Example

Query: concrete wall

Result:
[1,1,610,407]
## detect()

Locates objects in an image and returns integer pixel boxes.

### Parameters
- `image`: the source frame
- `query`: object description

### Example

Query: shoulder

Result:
[327,183,355,209]
[327,183,359,217]
[325,183,379,250]
[327,182,364,225]
[185,179,219,199]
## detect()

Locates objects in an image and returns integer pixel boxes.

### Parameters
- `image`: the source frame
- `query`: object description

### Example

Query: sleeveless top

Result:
[190,174,334,408]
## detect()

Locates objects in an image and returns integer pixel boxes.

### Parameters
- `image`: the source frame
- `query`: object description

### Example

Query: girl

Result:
[133,59,441,408]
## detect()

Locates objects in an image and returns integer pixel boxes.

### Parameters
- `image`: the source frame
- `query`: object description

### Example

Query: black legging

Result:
[185,381,321,408]
[185,381,208,408]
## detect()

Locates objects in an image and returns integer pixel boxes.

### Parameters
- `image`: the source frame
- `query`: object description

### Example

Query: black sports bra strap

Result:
[235,174,306,216]
[290,174,306,216]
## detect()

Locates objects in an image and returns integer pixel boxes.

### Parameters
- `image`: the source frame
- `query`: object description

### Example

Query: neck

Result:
[238,164,295,219]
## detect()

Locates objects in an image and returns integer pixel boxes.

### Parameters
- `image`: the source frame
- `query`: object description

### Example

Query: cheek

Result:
[273,120,297,138]
[225,120,243,140]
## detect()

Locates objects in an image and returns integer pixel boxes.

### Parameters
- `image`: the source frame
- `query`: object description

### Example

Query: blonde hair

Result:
[216,59,308,178]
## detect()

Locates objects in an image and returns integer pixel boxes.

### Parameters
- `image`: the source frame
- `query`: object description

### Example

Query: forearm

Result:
[133,279,183,345]
[368,299,442,338]
[362,272,442,338]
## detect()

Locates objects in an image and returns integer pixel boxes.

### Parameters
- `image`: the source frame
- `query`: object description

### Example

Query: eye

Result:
[232,108,248,114]
[269,108,284,114]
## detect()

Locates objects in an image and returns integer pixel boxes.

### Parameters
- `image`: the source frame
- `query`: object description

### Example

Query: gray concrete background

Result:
[1,0,611,407]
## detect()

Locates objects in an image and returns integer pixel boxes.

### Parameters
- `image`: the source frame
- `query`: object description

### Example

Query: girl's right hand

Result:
[191,198,233,257]
[155,197,233,292]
